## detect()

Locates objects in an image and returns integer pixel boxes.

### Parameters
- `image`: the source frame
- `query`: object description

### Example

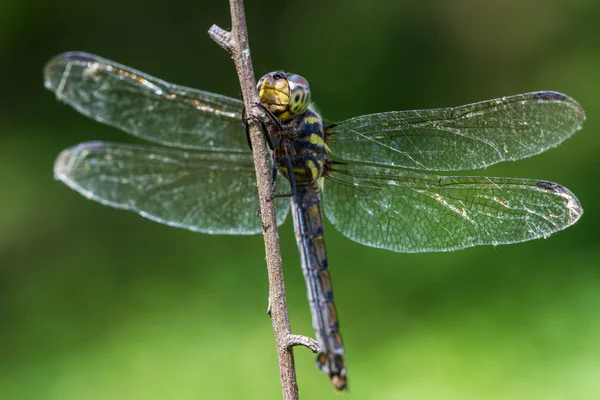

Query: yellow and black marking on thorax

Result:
[278,108,328,186]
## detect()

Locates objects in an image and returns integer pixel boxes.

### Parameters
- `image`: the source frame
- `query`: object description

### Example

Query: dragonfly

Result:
[44,51,584,391]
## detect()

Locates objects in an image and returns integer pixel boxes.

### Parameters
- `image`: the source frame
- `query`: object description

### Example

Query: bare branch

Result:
[287,334,321,354]
[208,25,233,53]
[209,1,301,399]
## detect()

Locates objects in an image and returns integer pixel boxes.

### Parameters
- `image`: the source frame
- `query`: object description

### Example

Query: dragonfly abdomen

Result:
[292,182,347,391]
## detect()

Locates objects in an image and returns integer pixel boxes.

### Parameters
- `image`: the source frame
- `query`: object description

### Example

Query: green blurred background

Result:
[1,0,599,399]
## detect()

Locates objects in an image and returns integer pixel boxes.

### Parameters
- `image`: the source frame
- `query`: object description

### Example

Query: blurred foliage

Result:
[1,0,599,399]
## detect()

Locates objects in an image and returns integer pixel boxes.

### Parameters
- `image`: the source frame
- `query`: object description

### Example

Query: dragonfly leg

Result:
[254,102,284,132]
[272,150,297,199]
[241,106,252,151]
[242,105,277,151]
[271,153,279,191]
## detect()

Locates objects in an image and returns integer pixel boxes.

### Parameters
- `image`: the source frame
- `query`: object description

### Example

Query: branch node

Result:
[208,24,233,53]
[287,334,320,354]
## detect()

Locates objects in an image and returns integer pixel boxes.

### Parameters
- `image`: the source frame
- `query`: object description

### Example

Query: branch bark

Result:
[287,334,320,354]
[209,2,310,399]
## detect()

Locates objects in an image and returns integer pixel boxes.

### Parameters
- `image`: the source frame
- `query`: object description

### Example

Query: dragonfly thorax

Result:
[274,106,329,187]
[257,71,311,121]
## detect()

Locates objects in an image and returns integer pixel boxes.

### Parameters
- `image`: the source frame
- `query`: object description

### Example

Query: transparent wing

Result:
[44,52,248,152]
[324,164,582,252]
[327,92,585,171]
[54,141,290,234]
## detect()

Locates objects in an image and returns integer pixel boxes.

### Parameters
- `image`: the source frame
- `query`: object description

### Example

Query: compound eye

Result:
[287,74,311,116]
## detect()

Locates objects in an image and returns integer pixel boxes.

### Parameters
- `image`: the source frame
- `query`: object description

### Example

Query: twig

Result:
[287,334,320,354]
[209,2,309,399]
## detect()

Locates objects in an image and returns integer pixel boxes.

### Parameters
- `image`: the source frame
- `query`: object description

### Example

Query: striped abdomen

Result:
[291,182,347,391]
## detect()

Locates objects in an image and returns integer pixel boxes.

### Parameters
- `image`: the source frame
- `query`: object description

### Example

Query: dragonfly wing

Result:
[328,92,585,171]
[55,141,290,234]
[324,164,582,252]
[44,52,248,152]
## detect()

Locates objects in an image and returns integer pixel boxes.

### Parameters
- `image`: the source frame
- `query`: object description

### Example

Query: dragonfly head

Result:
[257,72,311,121]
